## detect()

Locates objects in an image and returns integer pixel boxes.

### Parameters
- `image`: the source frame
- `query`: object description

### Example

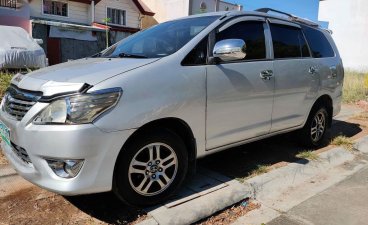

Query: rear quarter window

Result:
[302,26,335,58]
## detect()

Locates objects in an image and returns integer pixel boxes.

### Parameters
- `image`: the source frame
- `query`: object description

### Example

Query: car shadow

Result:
[64,192,144,224]
[63,119,362,224]
[199,119,362,180]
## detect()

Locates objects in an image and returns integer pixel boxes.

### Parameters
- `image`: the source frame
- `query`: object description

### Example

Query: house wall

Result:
[140,0,189,23]
[190,0,216,14]
[218,1,241,11]
[319,0,368,70]
[94,0,140,28]
[29,0,90,25]
[0,3,31,33]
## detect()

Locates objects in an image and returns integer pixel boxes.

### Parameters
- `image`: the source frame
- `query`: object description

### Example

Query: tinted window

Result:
[216,21,266,60]
[270,24,310,59]
[99,16,219,58]
[302,26,335,58]
[182,36,208,65]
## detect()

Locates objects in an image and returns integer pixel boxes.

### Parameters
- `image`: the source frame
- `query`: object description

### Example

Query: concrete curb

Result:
[140,179,251,225]
[136,137,368,225]
[0,164,17,178]
[232,137,368,225]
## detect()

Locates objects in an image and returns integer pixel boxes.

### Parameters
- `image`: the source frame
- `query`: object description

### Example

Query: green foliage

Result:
[0,72,13,98]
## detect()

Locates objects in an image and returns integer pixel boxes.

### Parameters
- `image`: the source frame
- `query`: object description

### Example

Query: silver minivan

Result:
[0,9,343,206]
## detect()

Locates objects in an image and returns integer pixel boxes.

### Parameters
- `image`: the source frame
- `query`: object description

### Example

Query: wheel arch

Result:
[114,117,197,177]
[310,94,333,128]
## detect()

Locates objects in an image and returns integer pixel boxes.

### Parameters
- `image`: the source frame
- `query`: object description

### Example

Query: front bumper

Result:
[0,106,135,195]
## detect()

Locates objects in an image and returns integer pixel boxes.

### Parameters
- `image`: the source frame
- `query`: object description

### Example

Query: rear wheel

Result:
[299,105,329,148]
[113,129,188,206]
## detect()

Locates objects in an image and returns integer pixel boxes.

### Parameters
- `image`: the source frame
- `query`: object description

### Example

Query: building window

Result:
[107,8,126,26]
[43,0,68,17]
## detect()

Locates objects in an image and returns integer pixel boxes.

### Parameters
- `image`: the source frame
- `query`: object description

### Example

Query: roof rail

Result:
[255,8,320,27]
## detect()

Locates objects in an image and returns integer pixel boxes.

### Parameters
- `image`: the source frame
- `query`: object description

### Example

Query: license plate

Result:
[0,120,10,147]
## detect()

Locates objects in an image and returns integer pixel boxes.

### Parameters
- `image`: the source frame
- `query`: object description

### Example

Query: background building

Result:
[0,0,31,33]
[319,0,368,70]
[141,0,242,24]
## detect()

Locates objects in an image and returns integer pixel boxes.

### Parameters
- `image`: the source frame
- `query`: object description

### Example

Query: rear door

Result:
[301,25,343,116]
[206,17,274,150]
[269,20,318,132]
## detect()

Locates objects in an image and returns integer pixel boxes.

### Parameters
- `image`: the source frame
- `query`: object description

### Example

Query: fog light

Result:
[46,159,84,178]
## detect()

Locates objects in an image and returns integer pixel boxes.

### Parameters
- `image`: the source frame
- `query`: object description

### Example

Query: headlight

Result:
[33,87,122,125]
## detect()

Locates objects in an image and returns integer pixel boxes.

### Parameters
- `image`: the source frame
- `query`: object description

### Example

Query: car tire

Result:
[299,105,329,148]
[113,129,188,206]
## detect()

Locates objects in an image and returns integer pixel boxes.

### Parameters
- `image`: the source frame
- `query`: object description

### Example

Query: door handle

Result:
[260,70,273,80]
[308,66,318,74]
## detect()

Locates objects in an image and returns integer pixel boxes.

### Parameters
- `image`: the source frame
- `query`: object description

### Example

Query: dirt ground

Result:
[0,104,368,225]
[0,186,147,225]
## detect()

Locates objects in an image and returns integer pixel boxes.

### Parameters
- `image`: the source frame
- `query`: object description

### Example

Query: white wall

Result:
[218,1,241,11]
[141,0,189,23]
[190,0,216,14]
[30,0,90,25]
[319,0,368,71]
[94,0,140,28]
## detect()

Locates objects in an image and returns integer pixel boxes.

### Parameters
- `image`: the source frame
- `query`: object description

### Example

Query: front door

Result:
[206,18,274,150]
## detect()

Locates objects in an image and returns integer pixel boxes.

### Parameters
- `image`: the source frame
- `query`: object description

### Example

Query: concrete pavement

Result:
[232,136,368,225]
[268,166,368,225]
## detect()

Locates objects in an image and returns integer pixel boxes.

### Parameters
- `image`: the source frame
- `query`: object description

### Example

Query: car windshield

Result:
[98,16,220,59]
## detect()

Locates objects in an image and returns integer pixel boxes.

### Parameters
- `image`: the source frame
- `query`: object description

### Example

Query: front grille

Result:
[11,142,32,164]
[3,86,42,121]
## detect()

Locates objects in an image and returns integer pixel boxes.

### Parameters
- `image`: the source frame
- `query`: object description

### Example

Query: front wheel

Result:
[299,106,329,148]
[113,129,188,206]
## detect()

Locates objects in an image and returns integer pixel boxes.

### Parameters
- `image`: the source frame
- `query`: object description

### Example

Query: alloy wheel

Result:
[311,110,326,142]
[128,143,178,196]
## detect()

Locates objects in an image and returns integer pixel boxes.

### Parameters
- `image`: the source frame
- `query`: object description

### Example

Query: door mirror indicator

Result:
[213,39,246,62]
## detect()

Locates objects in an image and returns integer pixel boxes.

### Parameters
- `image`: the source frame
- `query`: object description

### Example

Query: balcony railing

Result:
[0,0,17,9]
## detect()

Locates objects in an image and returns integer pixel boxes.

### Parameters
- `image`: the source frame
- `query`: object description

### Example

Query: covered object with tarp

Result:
[0,25,46,69]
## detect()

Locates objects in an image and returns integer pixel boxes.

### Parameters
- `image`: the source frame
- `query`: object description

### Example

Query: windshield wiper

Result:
[118,52,148,58]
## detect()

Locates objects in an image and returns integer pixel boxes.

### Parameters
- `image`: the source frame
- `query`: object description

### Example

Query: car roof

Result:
[185,10,323,31]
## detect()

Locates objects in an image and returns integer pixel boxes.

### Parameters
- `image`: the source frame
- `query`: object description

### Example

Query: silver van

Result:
[0,9,343,206]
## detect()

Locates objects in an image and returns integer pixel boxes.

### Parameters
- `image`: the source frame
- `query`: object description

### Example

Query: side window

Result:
[302,26,335,58]
[182,36,208,65]
[216,21,266,61]
[270,23,311,59]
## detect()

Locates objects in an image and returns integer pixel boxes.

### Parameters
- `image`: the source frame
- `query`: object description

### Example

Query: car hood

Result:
[15,57,159,92]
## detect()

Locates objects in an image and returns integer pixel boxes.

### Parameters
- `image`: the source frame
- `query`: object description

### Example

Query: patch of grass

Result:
[0,151,7,165]
[235,164,271,183]
[331,135,355,151]
[296,150,319,161]
[248,164,270,178]
[0,72,13,98]
[343,70,368,103]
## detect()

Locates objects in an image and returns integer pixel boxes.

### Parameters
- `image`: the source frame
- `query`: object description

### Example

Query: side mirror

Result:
[34,39,43,45]
[213,39,246,62]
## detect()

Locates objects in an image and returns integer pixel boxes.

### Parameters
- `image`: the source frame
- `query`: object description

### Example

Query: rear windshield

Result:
[99,16,220,59]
